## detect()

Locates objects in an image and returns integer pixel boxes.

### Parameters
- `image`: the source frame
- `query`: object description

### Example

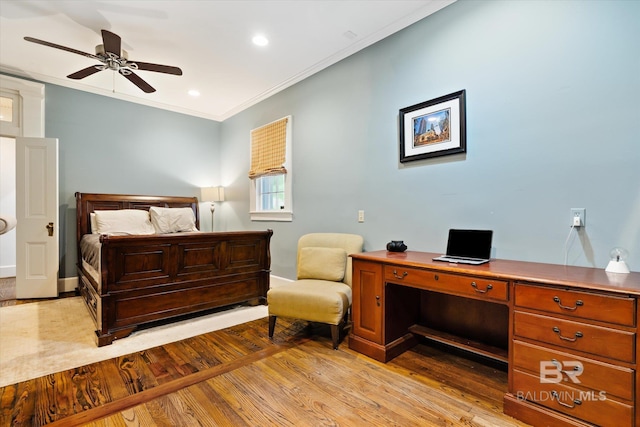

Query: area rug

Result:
[0,297,268,387]
[0,277,16,301]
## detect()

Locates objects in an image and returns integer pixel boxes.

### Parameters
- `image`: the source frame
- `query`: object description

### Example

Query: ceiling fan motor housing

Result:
[95,44,128,59]
[95,44,136,73]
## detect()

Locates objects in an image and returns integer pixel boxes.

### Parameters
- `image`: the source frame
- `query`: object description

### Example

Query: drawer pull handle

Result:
[553,296,584,311]
[470,282,493,293]
[392,270,408,280]
[551,359,580,372]
[552,327,583,342]
[551,359,582,380]
[376,295,381,307]
[551,391,582,409]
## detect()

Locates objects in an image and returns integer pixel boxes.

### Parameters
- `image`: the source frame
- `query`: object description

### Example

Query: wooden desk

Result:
[349,251,640,427]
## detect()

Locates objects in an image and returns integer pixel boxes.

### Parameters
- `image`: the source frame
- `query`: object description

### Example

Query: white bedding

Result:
[80,234,102,290]
[149,206,198,233]
[82,258,101,289]
[93,209,155,235]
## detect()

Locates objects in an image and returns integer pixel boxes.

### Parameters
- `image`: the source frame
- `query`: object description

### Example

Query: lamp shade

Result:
[201,186,225,202]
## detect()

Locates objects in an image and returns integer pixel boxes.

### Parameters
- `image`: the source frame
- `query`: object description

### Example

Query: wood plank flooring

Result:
[1,315,530,426]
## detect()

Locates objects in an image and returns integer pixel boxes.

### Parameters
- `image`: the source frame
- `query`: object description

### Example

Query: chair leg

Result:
[342,309,352,332]
[330,324,340,350]
[269,315,277,339]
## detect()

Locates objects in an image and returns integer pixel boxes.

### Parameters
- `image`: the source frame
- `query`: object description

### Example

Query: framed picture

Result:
[399,90,466,163]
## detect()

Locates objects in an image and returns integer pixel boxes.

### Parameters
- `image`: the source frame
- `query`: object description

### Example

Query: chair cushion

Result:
[297,247,347,281]
[267,280,352,325]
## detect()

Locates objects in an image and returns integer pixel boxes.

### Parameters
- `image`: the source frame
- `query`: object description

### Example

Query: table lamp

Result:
[200,186,225,231]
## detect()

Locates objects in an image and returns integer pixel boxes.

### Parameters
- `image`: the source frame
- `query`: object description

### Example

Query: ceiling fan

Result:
[24,30,182,93]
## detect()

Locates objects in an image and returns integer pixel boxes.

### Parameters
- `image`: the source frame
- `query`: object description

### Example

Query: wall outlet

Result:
[358,210,365,223]
[571,208,586,227]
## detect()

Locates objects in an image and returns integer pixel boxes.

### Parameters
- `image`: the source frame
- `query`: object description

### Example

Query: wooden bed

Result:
[75,192,273,346]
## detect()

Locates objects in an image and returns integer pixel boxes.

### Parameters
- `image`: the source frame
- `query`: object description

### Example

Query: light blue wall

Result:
[220,0,640,279]
[6,0,637,281]
[43,85,222,276]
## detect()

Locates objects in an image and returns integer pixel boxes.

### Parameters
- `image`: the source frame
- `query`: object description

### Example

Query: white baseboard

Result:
[58,276,78,293]
[0,265,16,278]
[58,274,291,295]
[270,275,293,288]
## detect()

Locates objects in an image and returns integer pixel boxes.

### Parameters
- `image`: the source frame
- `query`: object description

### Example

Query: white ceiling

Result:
[0,1,454,121]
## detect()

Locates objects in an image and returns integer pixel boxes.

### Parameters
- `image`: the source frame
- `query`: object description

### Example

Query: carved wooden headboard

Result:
[75,192,199,241]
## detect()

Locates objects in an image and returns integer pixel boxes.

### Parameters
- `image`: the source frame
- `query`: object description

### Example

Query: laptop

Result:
[433,229,493,265]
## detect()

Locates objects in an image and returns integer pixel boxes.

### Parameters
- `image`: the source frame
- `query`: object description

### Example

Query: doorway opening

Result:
[0,136,16,280]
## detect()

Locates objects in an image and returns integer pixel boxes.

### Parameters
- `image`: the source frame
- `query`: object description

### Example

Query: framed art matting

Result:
[399,89,466,163]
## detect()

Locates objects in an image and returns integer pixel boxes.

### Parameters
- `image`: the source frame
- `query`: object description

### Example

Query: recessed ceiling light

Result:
[188,90,200,97]
[252,34,269,47]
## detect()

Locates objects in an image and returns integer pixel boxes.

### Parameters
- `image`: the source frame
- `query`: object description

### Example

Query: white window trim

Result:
[250,115,292,222]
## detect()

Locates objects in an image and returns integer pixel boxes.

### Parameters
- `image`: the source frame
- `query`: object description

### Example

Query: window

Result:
[249,116,292,221]
[0,75,44,138]
[256,174,285,211]
[0,96,14,122]
[0,91,21,136]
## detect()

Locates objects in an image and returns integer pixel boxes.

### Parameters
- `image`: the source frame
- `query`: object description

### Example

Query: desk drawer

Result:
[515,283,635,327]
[513,340,634,401]
[512,369,633,427]
[384,266,508,302]
[514,311,635,363]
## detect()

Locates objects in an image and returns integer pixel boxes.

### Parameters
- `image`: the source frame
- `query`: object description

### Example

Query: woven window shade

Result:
[248,117,288,179]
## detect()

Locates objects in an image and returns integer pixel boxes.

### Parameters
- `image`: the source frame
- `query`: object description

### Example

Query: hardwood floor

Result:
[1,315,530,426]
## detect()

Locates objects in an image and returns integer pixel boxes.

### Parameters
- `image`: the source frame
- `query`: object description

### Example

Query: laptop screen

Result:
[446,229,493,259]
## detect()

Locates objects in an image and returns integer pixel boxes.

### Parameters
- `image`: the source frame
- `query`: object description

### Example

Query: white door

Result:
[15,137,59,298]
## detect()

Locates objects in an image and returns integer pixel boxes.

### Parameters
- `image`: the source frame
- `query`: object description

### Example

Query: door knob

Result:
[46,222,54,237]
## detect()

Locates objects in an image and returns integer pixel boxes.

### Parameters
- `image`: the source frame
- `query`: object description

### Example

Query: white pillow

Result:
[149,206,198,234]
[90,213,98,234]
[94,209,156,235]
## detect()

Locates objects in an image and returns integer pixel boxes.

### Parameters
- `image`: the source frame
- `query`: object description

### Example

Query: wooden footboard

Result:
[75,192,272,346]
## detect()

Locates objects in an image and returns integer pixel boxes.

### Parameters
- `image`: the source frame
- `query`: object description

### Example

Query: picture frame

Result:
[399,89,466,163]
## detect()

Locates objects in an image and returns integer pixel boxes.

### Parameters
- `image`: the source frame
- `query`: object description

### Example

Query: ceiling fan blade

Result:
[67,66,103,80]
[122,71,156,93]
[101,30,121,56]
[130,61,183,76]
[24,36,99,60]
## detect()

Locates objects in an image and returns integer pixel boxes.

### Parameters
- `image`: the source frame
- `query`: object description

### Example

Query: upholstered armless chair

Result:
[267,233,364,349]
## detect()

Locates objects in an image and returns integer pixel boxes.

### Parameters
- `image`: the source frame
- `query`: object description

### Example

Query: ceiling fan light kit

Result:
[24,29,182,93]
